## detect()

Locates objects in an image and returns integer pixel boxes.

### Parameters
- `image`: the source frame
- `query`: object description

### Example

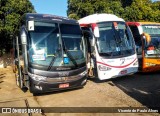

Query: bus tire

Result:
[15,67,24,89]
[12,65,16,73]
[29,82,39,95]
[3,62,7,68]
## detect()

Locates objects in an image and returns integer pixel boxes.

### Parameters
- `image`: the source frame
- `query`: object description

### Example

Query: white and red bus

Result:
[79,14,138,80]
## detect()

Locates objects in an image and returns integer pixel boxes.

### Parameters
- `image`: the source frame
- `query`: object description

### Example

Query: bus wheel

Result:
[15,73,19,86]
[15,67,23,89]
[15,66,20,86]
[29,83,39,95]
[12,65,17,73]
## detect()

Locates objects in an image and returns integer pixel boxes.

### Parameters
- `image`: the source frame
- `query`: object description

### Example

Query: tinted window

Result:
[60,24,81,35]
[97,22,135,57]
[129,25,141,46]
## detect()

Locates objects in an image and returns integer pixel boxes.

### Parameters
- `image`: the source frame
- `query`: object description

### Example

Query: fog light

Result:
[28,72,47,81]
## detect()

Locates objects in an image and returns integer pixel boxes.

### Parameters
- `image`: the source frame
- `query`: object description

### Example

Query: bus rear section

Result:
[79,14,138,80]
[127,22,160,72]
[13,13,88,94]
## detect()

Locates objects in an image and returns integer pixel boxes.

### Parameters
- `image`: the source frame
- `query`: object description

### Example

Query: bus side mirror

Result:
[20,28,27,45]
[141,33,151,47]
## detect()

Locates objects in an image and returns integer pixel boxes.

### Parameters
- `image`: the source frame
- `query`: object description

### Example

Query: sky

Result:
[29,0,68,17]
[152,0,160,1]
[29,0,159,17]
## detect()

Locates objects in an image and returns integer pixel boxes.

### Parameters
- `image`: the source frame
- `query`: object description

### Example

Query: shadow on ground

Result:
[111,72,160,108]
[88,71,160,110]
[0,73,6,79]
[0,73,5,84]
[33,87,84,96]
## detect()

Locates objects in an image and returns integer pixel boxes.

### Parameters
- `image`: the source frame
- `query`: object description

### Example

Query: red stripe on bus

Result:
[97,58,137,68]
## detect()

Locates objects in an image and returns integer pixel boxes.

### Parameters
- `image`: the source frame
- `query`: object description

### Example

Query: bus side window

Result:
[83,30,92,53]
[18,37,23,56]
[12,38,17,58]
[129,25,142,54]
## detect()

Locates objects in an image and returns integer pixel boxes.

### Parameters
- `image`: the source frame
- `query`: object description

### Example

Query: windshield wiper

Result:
[47,56,56,71]
[47,48,60,71]
[61,38,78,68]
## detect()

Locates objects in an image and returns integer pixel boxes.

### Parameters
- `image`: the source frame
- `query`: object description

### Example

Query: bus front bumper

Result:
[29,75,87,94]
[142,65,160,72]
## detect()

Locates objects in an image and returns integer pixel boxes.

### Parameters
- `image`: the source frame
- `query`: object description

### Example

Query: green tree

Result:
[67,0,159,22]
[121,0,133,7]
[109,1,124,17]
[124,0,158,22]
[68,0,94,19]
[151,1,160,22]
[0,0,35,55]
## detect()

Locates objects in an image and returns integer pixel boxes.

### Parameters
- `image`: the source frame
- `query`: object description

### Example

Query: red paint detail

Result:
[59,83,69,88]
[80,24,89,27]
[113,22,118,29]
[126,22,141,27]
[91,23,98,30]
[80,23,98,31]
[97,58,137,68]
[120,70,127,74]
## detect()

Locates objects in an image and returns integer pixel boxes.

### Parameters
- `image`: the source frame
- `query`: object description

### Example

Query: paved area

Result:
[0,67,160,116]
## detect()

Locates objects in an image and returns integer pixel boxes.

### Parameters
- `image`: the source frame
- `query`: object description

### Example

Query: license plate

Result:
[59,83,69,88]
[120,70,127,75]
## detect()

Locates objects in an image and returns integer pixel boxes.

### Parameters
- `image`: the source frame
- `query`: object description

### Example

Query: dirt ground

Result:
[0,67,160,116]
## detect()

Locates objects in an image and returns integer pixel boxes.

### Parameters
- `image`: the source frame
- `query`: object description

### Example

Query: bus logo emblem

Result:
[58,72,69,77]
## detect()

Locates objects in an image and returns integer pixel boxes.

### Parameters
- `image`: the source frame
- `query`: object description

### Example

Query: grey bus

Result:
[13,13,87,94]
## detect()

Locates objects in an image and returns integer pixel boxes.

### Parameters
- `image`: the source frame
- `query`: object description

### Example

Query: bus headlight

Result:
[28,72,47,81]
[98,65,111,71]
[79,70,87,76]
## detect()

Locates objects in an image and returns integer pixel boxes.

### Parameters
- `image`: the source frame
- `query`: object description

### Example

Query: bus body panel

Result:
[96,54,138,80]
[143,58,160,72]
[28,66,87,93]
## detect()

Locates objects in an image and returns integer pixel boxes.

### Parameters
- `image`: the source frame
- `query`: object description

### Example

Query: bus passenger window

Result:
[129,25,142,54]
[83,31,92,53]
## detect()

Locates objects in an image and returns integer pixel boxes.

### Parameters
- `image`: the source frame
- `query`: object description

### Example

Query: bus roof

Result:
[127,22,160,26]
[78,14,124,26]
[24,13,78,24]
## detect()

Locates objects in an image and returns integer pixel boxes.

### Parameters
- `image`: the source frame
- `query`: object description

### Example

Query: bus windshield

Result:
[142,25,160,58]
[28,21,86,69]
[142,25,160,35]
[97,21,135,58]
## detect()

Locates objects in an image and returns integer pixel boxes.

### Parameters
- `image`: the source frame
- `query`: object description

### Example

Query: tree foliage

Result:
[0,0,35,55]
[67,0,160,22]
